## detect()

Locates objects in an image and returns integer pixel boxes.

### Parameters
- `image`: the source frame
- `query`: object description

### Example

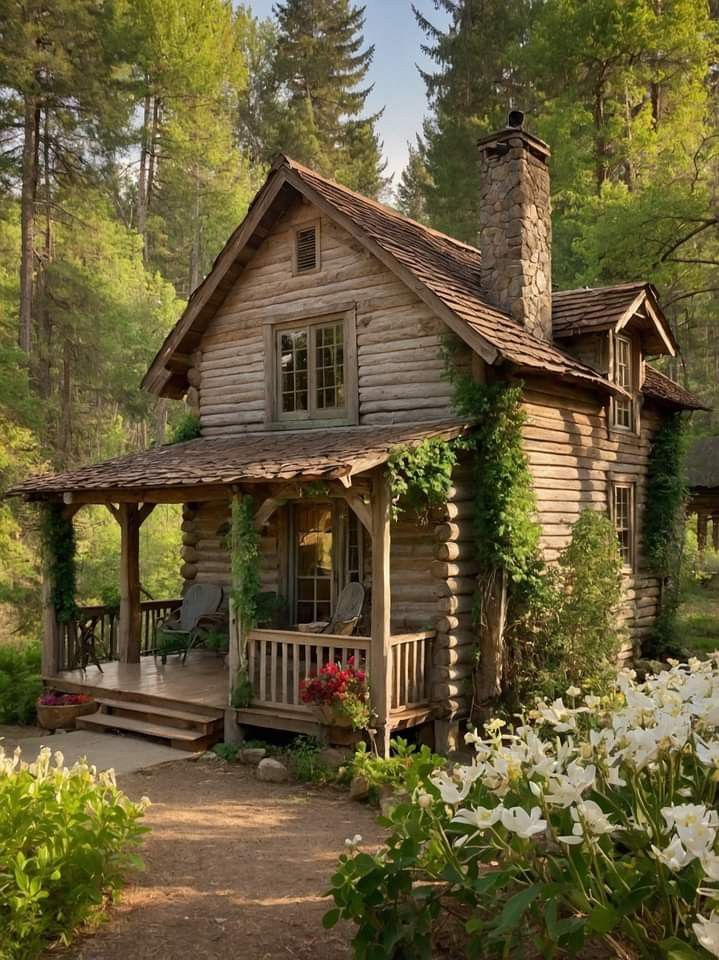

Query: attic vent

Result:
[295,225,318,273]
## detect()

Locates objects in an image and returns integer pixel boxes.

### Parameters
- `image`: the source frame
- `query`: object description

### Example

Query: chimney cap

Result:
[477,116,551,161]
[507,109,524,129]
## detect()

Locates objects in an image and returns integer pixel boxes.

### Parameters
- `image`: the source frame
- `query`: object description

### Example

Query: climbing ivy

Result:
[40,503,78,624]
[642,413,689,654]
[387,438,458,521]
[229,494,260,708]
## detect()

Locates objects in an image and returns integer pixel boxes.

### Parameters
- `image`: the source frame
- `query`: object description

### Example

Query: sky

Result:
[246,0,452,185]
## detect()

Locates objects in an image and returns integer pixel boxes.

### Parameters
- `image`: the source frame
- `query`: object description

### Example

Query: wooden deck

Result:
[43,650,228,717]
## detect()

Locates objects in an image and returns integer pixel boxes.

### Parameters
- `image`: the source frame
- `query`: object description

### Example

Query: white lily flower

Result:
[500,805,546,838]
[702,852,719,881]
[694,913,719,958]
[650,835,694,872]
[452,804,503,831]
[344,834,362,849]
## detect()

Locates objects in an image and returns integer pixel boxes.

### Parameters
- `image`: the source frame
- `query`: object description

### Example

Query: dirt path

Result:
[64,756,383,960]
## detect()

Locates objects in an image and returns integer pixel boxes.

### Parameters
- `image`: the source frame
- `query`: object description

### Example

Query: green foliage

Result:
[0,642,42,725]
[351,738,446,792]
[510,511,624,702]
[286,736,332,784]
[212,742,241,762]
[0,745,147,958]
[167,413,201,445]
[386,438,458,521]
[39,505,77,625]
[229,494,260,630]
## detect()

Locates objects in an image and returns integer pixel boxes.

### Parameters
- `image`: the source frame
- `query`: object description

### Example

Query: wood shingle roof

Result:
[9,420,469,499]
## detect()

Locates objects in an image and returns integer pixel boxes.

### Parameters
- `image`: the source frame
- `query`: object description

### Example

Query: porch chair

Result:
[296,582,365,637]
[154,582,225,665]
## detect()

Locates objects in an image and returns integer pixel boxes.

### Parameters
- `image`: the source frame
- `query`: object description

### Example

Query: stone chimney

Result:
[477,112,552,342]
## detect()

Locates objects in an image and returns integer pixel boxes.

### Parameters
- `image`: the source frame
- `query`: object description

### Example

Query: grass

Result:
[678,546,719,656]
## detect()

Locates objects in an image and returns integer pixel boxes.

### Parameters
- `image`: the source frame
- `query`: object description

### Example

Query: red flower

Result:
[299,659,368,707]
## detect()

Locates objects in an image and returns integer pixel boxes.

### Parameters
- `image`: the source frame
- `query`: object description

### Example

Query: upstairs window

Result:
[293,223,319,274]
[612,482,635,569]
[612,334,634,430]
[276,317,347,420]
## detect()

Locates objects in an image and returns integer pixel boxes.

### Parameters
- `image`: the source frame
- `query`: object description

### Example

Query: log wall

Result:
[521,377,662,656]
[195,199,456,434]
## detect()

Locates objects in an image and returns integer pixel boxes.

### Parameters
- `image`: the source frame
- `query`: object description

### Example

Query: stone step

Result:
[95,697,222,734]
[76,711,215,752]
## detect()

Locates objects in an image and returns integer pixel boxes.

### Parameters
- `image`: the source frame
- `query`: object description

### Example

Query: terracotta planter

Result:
[37,699,98,731]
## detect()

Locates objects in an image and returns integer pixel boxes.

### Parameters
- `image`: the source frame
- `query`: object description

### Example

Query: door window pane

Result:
[294,503,333,623]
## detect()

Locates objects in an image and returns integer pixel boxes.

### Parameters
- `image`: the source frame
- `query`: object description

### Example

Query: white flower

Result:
[544,762,596,808]
[576,800,614,836]
[452,804,503,831]
[650,835,694,872]
[696,737,719,769]
[431,771,470,806]
[694,913,719,958]
[702,852,719,881]
[500,805,547,839]
[566,686,581,698]
[344,834,362,849]
[584,694,601,709]
[662,803,719,832]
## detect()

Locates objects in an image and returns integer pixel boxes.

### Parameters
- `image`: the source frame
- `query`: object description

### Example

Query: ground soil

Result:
[61,755,384,960]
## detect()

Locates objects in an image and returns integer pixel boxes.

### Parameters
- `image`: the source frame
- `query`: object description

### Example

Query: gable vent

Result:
[295,226,317,273]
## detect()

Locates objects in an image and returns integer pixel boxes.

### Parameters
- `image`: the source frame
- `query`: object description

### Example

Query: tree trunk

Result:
[37,106,53,399]
[19,95,40,354]
[137,90,151,256]
[474,568,507,702]
[189,164,201,292]
[593,81,608,194]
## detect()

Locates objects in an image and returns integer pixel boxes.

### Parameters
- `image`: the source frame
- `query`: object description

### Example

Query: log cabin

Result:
[687,437,719,552]
[10,113,705,754]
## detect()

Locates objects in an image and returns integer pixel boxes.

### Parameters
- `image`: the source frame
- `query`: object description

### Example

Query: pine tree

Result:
[269,0,387,196]
[396,140,432,223]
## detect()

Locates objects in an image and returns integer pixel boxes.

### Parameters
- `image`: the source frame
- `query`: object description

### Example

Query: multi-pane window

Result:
[613,335,633,429]
[346,510,363,583]
[294,503,333,623]
[613,483,634,568]
[276,318,346,420]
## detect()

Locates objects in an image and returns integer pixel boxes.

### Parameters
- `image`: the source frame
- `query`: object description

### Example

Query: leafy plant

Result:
[228,494,260,707]
[167,412,201,445]
[201,628,229,653]
[386,438,458,521]
[212,742,241,762]
[0,745,147,958]
[286,736,332,784]
[40,504,77,625]
[351,738,445,792]
[0,642,42,725]
[327,660,719,959]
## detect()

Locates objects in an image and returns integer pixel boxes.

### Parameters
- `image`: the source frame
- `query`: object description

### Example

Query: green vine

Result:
[386,438,458,521]
[40,503,78,624]
[229,494,260,707]
[642,412,689,655]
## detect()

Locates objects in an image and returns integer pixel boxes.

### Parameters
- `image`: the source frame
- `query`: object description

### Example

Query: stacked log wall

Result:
[197,200,457,434]
[522,378,662,656]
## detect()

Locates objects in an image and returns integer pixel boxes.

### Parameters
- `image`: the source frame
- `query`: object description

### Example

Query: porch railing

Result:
[245,628,434,715]
[58,598,182,670]
[246,628,371,713]
[390,631,434,712]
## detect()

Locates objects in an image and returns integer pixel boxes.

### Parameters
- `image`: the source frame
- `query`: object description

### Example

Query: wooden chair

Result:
[296,582,365,637]
[155,583,225,665]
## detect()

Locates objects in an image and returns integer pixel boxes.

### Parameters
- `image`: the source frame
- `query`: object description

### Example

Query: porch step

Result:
[93,698,221,735]
[76,702,221,752]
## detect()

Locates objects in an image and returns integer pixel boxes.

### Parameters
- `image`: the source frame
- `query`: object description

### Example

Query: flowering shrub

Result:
[0,745,148,958]
[37,691,93,707]
[300,658,370,729]
[327,657,719,958]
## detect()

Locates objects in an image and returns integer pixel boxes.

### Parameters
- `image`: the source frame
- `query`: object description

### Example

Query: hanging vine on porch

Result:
[40,503,78,624]
[229,493,260,707]
[386,438,458,521]
[642,412,689,655]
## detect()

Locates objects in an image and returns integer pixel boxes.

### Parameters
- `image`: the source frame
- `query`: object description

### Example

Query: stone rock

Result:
[256,757,288,783]
[378,785,409,818]
[239,747,266,765]
[317,746,352,772]
[349,774,370,801]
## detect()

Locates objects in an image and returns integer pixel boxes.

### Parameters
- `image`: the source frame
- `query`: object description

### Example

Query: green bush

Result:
[0,745,147,959]
[350,738,445,795]
[167,412,201,445]
[0,642,42,725]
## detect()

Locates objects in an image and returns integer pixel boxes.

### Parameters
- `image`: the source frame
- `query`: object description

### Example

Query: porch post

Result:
[117,503,154,663]
[370,468,392,757]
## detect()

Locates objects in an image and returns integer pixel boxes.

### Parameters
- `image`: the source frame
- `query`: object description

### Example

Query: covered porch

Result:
[15,421,467,752]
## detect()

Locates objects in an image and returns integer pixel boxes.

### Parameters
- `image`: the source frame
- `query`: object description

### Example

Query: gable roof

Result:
[142,155,612,400]
[642,366,708,412]
[552,282,677,355]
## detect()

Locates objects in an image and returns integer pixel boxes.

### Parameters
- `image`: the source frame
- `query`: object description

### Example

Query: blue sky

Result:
[246,0,452,185]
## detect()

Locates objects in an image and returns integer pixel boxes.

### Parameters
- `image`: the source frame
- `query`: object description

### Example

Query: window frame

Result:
[611,333,634,431]
[610,479,636,572]
[291,220,321,276]
[264,306,358,428]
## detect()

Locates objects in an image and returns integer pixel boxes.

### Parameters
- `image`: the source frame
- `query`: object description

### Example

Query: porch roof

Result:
[9,419,470,500]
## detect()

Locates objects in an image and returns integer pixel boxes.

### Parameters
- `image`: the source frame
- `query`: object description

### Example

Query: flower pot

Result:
[317,704,353,728]
[36,699,98,731]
